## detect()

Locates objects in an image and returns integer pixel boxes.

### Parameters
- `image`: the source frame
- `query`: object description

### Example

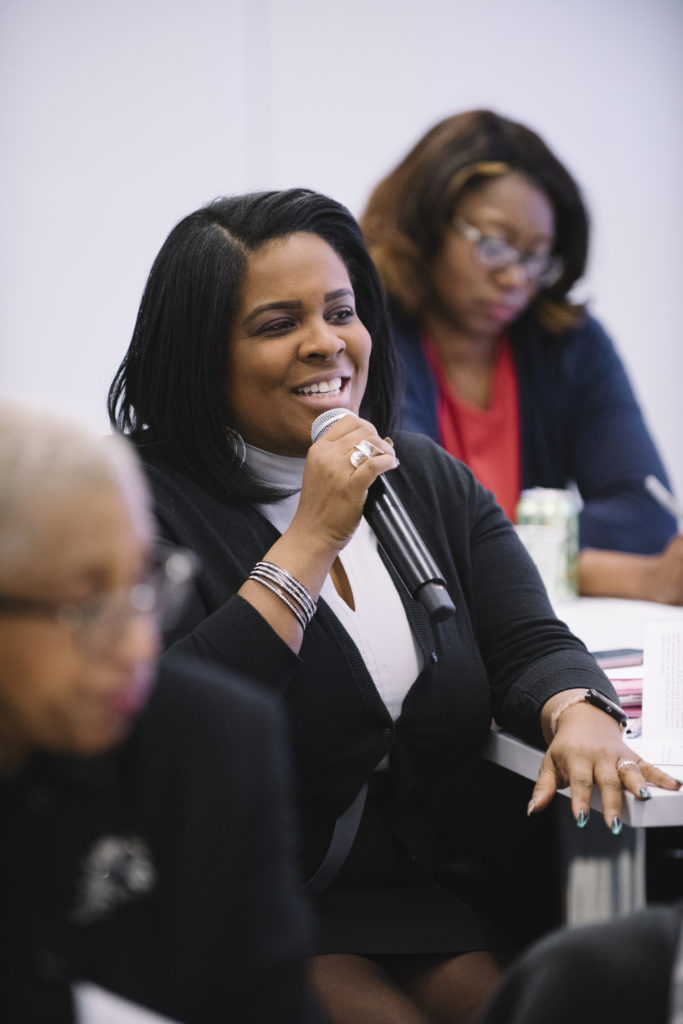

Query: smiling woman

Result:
[226,233,371,457]
[107,188,680,1024]
[108,189,397,505]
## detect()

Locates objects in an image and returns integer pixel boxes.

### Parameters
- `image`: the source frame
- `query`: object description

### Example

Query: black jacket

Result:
[0,659,321,1023]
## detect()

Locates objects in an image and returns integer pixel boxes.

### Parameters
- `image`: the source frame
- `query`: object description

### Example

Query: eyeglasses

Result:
[0,546,197,653]
[452,215,563,288]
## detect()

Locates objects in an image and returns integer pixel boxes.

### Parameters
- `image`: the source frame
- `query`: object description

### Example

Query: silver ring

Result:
[616,759,640,774]
[349,449,369,469]
[355,440,382,458]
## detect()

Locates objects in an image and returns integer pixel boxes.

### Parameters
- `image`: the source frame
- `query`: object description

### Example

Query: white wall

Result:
[2,0,682,498]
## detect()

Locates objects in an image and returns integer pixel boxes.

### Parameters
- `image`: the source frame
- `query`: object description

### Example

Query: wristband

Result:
[550,688,628,736]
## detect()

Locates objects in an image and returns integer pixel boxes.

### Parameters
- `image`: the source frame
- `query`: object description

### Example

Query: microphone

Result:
[311,409,455,622]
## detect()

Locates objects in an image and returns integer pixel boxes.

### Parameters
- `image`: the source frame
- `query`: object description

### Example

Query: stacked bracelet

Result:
[249,561,317,631]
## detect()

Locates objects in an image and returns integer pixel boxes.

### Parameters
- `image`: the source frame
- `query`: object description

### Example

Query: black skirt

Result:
[308,774,507,956]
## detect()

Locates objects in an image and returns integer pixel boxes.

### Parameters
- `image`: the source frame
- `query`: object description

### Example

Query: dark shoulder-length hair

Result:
[108,188,397,503]
[360,109,590,332]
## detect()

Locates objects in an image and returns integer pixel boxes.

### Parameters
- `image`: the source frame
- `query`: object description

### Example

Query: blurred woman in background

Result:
[361,109,683,604]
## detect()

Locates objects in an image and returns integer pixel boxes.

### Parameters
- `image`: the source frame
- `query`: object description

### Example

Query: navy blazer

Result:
[390,305,676,554]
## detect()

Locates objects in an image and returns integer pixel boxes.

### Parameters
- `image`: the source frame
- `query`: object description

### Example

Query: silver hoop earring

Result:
[226,428,246,469]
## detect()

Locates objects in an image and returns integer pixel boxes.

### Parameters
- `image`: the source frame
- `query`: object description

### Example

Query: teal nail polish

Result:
[639,787,652,800]
[611,817,623,836]
[577,810,589,829]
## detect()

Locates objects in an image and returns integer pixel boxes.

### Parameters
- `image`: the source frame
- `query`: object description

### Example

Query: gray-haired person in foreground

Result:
[0,398,323,1024]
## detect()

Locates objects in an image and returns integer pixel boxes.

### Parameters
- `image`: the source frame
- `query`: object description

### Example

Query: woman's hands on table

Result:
[527,690,682,832]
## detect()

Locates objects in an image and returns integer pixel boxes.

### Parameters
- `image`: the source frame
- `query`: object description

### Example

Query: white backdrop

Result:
[2,0,682,497]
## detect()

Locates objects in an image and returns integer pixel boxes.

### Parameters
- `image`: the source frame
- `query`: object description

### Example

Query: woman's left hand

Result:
[527,692,681,832]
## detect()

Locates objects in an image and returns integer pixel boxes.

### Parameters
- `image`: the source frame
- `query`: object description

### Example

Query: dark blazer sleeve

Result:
[389,435,619,748]
[515,315,677,553]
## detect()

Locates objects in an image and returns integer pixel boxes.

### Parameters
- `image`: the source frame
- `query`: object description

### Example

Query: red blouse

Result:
[423,335,521,520]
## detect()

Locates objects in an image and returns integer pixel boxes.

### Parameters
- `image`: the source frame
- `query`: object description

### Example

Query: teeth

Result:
[296,377,343,396]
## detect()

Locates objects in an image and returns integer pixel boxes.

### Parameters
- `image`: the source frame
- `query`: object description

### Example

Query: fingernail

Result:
[576,810,589,829]
[393,457,401,468]
[526,798,536,817]
[383,436,394,447]
[611,817,623,836]
[639,787,652,800]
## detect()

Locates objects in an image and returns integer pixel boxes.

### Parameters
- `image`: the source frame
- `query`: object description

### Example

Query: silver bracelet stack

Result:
[249,561,317,631]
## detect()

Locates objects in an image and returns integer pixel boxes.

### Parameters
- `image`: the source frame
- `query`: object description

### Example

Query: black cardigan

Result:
[140,432,615,879]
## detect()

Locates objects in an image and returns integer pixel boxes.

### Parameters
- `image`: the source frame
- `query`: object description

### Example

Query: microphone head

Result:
[310,407,352,443]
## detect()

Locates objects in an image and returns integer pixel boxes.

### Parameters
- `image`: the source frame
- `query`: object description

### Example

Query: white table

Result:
[481,597,683,924]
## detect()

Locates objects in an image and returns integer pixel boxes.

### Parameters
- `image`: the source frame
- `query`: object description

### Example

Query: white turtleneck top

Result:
[249,444,423,723]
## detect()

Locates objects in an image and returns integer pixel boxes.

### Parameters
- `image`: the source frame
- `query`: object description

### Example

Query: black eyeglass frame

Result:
[451,214,563,288]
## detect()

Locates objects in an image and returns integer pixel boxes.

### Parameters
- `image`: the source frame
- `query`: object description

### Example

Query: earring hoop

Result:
[226,428,246,469]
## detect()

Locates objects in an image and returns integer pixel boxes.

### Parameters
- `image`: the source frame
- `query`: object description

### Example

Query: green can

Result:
[515,487,579,602]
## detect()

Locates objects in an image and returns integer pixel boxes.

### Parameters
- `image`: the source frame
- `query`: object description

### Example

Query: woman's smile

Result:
[292,374,347,398]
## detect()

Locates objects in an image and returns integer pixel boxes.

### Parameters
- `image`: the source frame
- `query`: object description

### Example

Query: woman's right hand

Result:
[238,413,398,650]
[291,413,398,555]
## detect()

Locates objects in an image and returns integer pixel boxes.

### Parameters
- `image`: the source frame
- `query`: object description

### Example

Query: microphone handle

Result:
[365,476,456,622]
[309,407,455,621]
